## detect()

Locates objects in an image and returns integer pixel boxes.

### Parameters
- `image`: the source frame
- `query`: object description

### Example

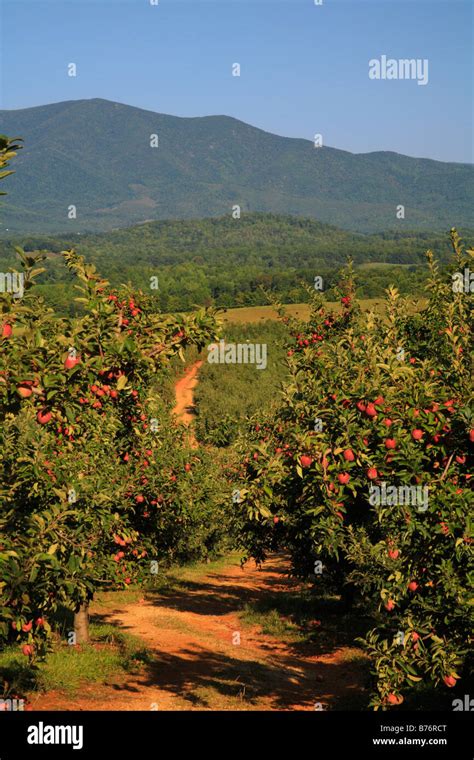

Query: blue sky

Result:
[0,0,472,162]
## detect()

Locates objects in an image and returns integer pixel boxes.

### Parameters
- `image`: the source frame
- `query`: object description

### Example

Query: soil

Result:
[28,555,368,711]
[172,360,203,447]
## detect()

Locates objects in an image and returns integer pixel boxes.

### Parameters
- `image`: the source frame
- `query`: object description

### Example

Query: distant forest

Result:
[0,213,465,314]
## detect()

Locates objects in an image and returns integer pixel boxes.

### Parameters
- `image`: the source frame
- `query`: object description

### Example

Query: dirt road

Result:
[28,555,367,711]
[172,360,203,448]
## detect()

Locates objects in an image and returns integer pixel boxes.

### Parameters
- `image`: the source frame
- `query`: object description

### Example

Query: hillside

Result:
[0,98,472,234]
[5,212,452,266]
[0,213,458,312]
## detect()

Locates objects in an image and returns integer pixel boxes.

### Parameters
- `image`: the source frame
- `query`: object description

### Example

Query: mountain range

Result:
[0,98,472,235]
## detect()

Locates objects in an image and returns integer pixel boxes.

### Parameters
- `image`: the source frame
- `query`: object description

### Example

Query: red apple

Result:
[300,455,313,468]
[2,323,12,339]
[22,621,32,633]
[408,581,418,592]
[387,693,403,705]
[338,472,350,485]
[412,429,423,440]
[184,463,191,472]
[37,409,52,425]
[443,674,456,688]
[385,600,395,611]
[22,644,34,657]
[367,467,378,480]
[385,438,396,449]
[365,403,377,418]
[411,632,420,642]
[356,401,366,413]
[343,449,355,462]
[273,516,279,524]
[64,354,80,370]
[388,548,399,560]
[17,385,33,398]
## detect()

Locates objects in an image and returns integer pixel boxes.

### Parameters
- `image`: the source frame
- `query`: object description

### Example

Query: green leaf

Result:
[116,375,128,390]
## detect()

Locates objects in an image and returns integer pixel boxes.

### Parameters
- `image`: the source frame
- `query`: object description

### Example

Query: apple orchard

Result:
[235,243,473,707]
[0,135,473,709]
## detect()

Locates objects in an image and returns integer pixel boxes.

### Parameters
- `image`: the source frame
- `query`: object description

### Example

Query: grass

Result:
[221,298,425,324]
[140,552,241,593]
[221,303,311,323]
[238,586,372,654]
[0,622,152,699]
[240,604,303,641]
[92,588,146,609]
[337,647,371,665]
[166,551,242,580]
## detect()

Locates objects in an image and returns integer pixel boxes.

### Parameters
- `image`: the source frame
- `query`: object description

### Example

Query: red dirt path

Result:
[28,555,367,711]
[172,360,203,448]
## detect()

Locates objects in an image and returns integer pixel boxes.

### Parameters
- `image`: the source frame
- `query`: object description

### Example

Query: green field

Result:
[220,297,425,324]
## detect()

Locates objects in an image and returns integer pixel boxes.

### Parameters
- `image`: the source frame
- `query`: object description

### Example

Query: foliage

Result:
[0,214,456,314]
[0,247,232,664]
[235,233,473,707]
[194,321,288,446]
[0,135,22,195]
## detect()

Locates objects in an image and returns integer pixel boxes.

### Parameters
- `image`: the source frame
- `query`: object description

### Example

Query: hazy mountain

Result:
[0,98,472,234]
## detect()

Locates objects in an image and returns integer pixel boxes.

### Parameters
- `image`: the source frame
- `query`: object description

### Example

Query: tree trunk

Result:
[74,602,90,644]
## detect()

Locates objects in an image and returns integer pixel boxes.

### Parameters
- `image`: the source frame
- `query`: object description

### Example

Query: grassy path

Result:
[27,554,369,711]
